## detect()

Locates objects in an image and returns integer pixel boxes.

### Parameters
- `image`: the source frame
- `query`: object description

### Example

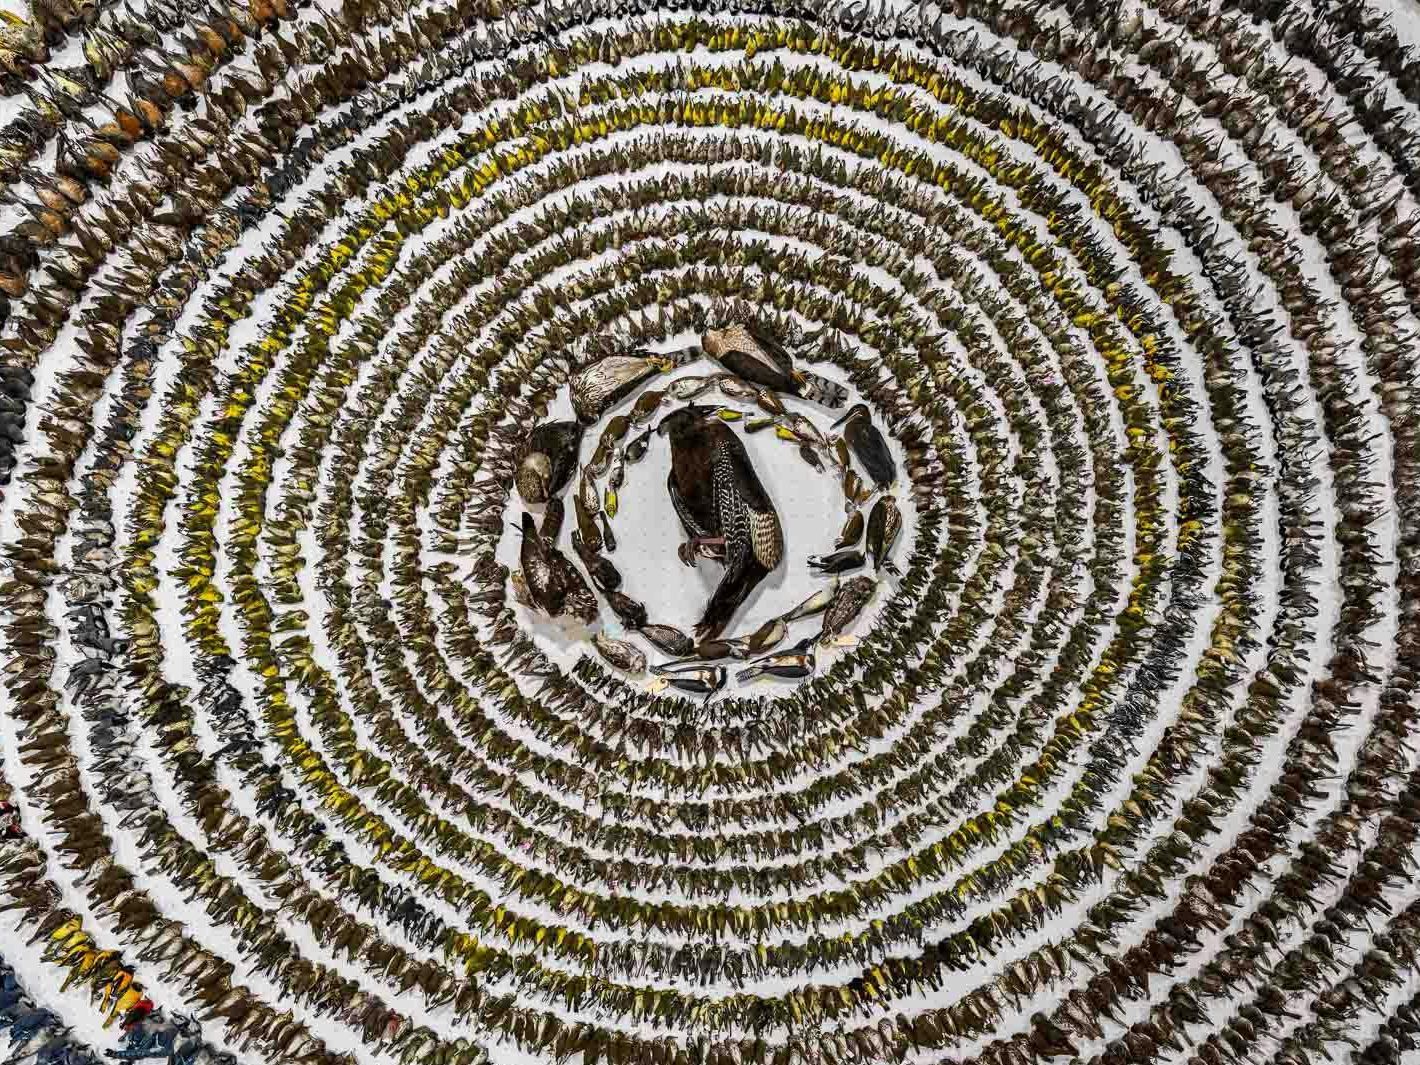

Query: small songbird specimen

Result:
[592,633,646,674]
[725,615,787,658]
[570,349,676,424]
[832,403,895,490]
[658,404,785,640]
[701,322,848,408]
[517,513,598,624]
[515,420,583,504]
[736,642,815,683]
[866,495,901,574]
[819,575,876,645]
[807,548,865,574]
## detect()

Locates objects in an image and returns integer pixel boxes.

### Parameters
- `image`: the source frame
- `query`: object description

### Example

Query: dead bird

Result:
[514,420,583,504]
[832,403,895,489]
[701,322,847,407]
[637,623,694,657]
[570,349,677,424]
[659,404,784,640]
[724,615,787,658]
[517,513,597,624]
[592,633,646,674]
[807,549,866,574]
[737,648,815,683]
[648,666,726,701]
[571,530,621,593]
[780,583,836,622]
[866,495,902,574]
[819,575,876,646]
[837,510,864,549]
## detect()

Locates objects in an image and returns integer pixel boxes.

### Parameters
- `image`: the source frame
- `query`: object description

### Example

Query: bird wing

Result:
[667,471,713,541]
[744,323,796,375]
[713,430,782,572]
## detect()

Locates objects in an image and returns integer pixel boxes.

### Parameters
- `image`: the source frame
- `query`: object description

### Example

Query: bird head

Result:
[514,453,552,504]
[830,403,871,431]
[655,404,715,437]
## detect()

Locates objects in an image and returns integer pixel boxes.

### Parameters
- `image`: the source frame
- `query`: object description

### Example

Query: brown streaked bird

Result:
[819,575,876,646]
[832,403,895,490]
[514,420,582,505]
[866,495,901,574]
[517,513,597,625]
[570,349,682,424]
[658,404,784,640]
[700,322,848,408]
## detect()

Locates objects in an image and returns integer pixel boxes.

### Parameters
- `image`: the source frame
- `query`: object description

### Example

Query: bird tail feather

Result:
[797,371,848,409]
[697,567,759,640]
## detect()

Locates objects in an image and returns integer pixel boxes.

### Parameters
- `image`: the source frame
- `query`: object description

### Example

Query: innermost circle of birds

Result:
[501,321,907,701]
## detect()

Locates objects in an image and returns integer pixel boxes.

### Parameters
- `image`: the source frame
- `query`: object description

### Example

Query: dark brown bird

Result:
[515,420,582,504]
[832,404,895,490]
[866,495,901,574]
[517,513,597,624]
[701,323,847,408]
[657,404,784,640]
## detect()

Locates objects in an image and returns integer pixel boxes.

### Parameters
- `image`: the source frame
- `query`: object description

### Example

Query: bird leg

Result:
[678,537,726,566]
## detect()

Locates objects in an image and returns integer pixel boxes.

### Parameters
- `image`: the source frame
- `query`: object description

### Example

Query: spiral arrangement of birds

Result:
[0,0,1418,1063]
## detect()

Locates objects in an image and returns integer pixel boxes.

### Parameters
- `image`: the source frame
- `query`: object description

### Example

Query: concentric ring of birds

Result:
[0,0,1418,1064]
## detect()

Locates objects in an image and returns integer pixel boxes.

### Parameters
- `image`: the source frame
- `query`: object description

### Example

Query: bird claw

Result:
[678,542,697,567]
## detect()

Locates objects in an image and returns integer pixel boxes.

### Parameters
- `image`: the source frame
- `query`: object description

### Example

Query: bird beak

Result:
[830,410,851,430]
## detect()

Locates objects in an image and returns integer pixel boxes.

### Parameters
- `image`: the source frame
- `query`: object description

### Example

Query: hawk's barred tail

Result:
[798,372,849,409]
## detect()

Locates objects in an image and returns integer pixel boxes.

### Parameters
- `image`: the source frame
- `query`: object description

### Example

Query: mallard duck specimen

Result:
[514,420,582,505]
[700,323,848,408]
[657,404,784,640]
[832,403,895,490]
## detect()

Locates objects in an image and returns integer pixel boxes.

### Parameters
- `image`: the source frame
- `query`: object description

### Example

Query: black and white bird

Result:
[657,404,784,640]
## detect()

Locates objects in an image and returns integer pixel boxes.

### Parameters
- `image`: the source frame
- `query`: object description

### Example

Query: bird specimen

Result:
[657,404,784,640]
[569,349,676,424]
[866,495,901,574]
[516,513,597,625]
[699,322,848,408]
[513,420,583,505]
[818,576,876,646]
[832,403,896,490]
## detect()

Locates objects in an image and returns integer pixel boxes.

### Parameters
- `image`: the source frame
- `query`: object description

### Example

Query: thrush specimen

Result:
[700,323,848,408]
[657,404,784,640]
